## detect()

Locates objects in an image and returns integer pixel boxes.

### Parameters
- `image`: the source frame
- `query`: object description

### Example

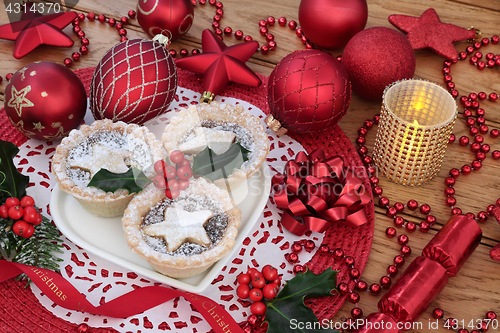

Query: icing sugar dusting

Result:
[66,131,153,187]
[142,194,228,256]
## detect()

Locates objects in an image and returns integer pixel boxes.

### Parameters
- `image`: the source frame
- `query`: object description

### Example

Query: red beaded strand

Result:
[191,0,315,54]
[62,10,136,68]
[432,309,497,332]
[347,37,499,324]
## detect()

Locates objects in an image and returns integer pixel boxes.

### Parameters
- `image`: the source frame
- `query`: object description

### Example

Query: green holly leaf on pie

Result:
[88,167,150,194]
[264,268,339,333]
[192,142,250,181]
[0,140,29,199]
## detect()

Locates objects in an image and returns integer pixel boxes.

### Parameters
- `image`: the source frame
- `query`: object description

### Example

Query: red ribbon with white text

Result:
[0,260,243,333]
[272,149,371,236]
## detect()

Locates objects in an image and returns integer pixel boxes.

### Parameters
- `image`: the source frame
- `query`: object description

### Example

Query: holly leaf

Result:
[88,167,150,194]
[0,140,29,199]
[192,142,250,181]
[264,268,339,333]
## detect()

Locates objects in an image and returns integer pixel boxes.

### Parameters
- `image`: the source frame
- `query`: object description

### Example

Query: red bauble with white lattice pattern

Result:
[89,38,178,125]
[267,49,351,133]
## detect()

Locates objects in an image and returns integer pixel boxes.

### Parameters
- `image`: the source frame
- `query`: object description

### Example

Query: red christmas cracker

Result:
[378,257,448,326]
[353,215,482,333]
[422,214,482,276]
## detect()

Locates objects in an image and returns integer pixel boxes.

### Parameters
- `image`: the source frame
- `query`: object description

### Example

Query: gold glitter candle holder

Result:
[373,79,457,186]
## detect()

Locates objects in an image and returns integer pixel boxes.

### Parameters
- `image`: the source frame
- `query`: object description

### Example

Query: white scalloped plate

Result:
[50,164,271,293]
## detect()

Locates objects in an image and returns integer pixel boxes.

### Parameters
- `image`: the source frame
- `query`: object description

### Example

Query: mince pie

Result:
[162,102,269,191]
[52,119,164,217]
[122,178,241,278]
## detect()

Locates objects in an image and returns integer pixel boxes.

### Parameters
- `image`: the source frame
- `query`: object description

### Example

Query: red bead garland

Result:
[189,0,315,55]
[432,309,497,333]
[344,36,499,326]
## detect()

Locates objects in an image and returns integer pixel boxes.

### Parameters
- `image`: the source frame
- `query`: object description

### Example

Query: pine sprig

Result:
[0,209,64,275]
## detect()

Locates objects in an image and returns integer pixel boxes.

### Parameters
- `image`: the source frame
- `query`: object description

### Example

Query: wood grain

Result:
[0,0,499,332]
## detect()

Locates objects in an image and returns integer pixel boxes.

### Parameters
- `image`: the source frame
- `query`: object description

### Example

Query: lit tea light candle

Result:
[373,79,457,186]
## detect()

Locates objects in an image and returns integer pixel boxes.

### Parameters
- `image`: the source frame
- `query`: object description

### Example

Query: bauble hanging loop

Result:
[200,91,215,104]
[152,32,172,48]
[264,114,287,137]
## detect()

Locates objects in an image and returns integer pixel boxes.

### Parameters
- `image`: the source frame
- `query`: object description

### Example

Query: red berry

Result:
[177,158,191,168]
[0,205,8,219]
[237,273,251,285]
[23,224,35,238]
[252,275,266,289]
[262,265,278,281]
[23,206,38,224]
[167,179,179,191]
[5,197,19,209]
[250,301,266,316]
[164,165,177,179]
[165,188,180,199]
[8,205,23,220]
[153,174,167,189]
[263,283,278,299]
[154,160,166,174]
[177,166,193,180]
[33,213,43,226]
[249,288,263,302]
[20,196,35,207]
[247,267,259,277]
[178,179,190,190]
[170,150,185,164]
[12,220,29,237]
[272,278,281,287]
[236,284,250,299]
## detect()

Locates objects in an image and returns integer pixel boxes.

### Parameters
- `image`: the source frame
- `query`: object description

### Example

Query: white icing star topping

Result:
[68,144,130,177]
[179,127,236,155]
[143,206,214,252]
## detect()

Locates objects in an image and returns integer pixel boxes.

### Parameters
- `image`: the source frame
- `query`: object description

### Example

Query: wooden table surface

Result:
[1,0,499,332]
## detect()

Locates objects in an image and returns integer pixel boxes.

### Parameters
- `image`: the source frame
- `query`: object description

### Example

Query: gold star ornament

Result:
[7,85,34,117]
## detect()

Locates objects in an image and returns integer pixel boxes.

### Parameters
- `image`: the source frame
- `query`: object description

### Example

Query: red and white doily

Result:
[14,87,318,332]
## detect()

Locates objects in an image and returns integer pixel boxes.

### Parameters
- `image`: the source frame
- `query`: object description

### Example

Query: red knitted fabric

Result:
[0,66,374,332]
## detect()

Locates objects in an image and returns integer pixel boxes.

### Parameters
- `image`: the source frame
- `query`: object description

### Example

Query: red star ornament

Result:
[175,29,261,100]
[0,2,77,59]
[388,8,475,61]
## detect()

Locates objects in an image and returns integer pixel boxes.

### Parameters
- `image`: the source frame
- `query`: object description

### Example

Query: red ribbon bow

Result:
[272,149,371,236]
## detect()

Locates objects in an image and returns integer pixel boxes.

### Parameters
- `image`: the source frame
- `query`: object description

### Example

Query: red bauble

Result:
[90,39,178,125]
[137,0,194,41]
[298,0,368,49]
[341,27,416,101]
[267,49,351,133]
[4,62,87,141]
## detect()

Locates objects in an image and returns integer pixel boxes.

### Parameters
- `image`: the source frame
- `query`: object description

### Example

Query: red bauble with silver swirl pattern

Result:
[90,38,178,125]
[137,0,194,41]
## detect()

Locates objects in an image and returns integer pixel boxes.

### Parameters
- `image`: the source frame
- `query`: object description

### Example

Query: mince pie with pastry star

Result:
[52,119,164,217]
[162,102,269,191]
[122,178,241,278]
